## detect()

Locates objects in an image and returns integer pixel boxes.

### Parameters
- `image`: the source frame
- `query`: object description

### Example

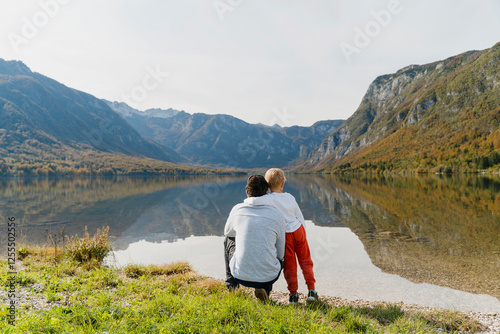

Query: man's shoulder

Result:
[233,201,285,220]
[264,205,286,224]
[232,202,247,209]
[230,202,250,213]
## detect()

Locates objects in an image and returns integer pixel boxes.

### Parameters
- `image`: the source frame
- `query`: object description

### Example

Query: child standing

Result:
[264,168,318,305]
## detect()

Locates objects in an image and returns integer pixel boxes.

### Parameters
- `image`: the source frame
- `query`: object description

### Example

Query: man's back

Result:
[225,202,286,283]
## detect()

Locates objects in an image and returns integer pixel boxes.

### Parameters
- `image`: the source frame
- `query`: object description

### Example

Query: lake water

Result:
[1,174,499,313]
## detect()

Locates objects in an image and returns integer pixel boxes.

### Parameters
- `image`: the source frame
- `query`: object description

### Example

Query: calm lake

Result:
[1,174,499,313]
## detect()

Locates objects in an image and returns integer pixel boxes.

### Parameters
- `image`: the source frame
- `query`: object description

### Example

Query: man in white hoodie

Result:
[224,175,286,301]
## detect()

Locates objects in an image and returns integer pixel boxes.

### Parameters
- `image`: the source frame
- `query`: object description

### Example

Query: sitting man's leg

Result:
[254,284,273,302]
[235,272,281,302]
[224,236,239,290]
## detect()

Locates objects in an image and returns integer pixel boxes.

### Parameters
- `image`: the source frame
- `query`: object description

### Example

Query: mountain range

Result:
[0,59,342,175]
[0,60,176,161]
[104,100,343,168]
[0,60,224,176]
[1,41,499,176]
[302,42,500,173]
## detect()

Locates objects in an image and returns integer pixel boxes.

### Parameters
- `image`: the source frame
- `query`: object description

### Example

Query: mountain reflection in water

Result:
[0,176,342,247]
[1,174,498,311]
[297,174,500,301]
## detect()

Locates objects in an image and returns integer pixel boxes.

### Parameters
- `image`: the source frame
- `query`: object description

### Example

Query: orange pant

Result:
[284,224,315,295]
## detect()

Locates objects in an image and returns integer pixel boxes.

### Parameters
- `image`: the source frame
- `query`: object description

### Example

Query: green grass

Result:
[65,226,111,266]
[124,262,192,279]
[0,246,484,333]
[1,262,483,333]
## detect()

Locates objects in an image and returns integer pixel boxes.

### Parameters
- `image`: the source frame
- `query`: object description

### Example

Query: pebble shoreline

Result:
[2,286,498,333]
[269,291,500,334]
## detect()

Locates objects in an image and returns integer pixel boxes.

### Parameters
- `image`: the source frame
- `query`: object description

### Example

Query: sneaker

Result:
[254,288,269,302]
[289,294,299,305]
[306,290,319,303]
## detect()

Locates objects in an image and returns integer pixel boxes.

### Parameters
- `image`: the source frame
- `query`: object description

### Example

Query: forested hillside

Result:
[302,42,500,173]
[0,60,231,176]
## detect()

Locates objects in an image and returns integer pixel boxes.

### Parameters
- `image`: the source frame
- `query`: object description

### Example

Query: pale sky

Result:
[1,0,499,126]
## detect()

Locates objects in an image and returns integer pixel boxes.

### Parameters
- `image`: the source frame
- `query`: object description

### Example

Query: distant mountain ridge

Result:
[0,58,342,175]
[106,101,180,119]
[0,59,178,161]
[302,42,500,173]
[105,100,344,168]
[0,59,223,176]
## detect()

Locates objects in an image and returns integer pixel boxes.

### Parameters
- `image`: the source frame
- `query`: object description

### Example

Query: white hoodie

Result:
[249,192,305,233]
[224,197,286,283]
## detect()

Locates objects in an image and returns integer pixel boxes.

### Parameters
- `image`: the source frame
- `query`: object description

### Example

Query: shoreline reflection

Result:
[2,174,498,311]
[110,221,500,314]
[294,174,500,300]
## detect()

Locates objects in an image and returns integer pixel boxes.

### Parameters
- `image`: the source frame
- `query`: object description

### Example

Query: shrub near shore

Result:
[0,229,483,333]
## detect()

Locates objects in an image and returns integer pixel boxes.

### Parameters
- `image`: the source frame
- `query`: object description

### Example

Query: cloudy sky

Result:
[1,0,499,126]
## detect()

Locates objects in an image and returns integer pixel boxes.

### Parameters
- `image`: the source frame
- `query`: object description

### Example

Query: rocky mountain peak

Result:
[0,59,32,76]
[301,42,499,173]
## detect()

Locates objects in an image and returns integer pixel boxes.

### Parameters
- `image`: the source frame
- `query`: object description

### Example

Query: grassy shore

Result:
[0,240,485,333]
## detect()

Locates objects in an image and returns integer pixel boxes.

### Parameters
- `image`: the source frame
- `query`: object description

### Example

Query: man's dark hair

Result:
[245,175,269,197]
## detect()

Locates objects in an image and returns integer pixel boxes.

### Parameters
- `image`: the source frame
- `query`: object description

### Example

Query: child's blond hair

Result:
[265,168,286,191]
